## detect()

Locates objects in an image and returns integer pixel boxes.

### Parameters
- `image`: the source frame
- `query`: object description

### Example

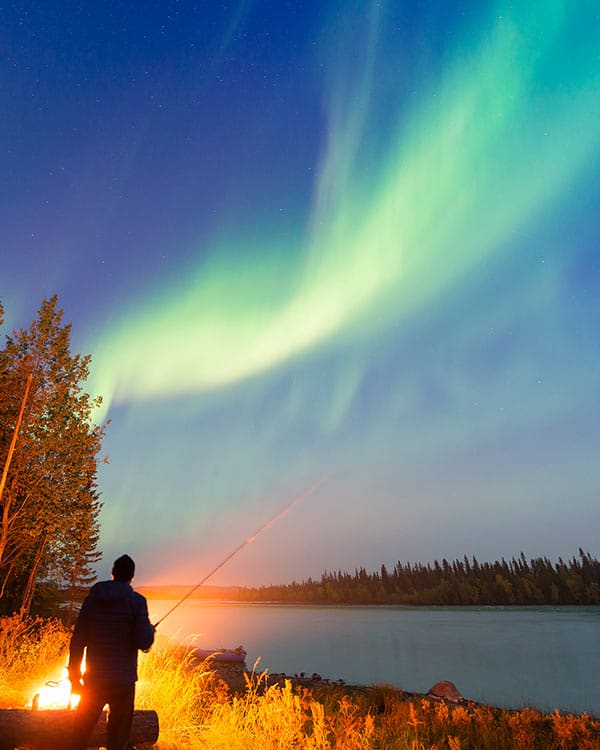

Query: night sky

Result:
[2,1,600,586]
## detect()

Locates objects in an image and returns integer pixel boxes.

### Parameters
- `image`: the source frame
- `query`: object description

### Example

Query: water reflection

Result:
[147,601,600,713]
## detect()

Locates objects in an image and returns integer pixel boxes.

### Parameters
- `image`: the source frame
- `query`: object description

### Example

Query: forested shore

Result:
[233,549,600,606]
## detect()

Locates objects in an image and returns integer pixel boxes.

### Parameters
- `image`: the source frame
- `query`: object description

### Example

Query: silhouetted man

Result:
[68,554,155,750]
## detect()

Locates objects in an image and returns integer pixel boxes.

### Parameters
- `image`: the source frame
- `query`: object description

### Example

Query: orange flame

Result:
[32,654,86,710]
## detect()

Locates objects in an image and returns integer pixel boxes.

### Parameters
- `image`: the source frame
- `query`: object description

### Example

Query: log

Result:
[0,708,159,749]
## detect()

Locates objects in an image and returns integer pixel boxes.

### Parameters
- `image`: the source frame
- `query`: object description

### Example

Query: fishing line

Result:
[153,475,327,628]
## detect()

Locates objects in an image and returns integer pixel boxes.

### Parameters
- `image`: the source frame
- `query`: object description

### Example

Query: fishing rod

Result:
[153,475,327,628]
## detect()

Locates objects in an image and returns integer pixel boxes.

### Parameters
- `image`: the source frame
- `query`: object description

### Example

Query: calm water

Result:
[147,600,599,714]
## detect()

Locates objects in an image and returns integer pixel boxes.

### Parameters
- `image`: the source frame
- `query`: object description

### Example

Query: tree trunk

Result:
[0,708,158,749]
[0,374,32,569]
[19,532,48,618]
[0,561,15,598]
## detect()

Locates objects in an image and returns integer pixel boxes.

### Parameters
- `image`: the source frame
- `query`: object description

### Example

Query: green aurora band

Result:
[87,0,600,419]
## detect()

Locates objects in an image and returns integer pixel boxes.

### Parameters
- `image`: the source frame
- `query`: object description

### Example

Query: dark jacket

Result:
[68,580,155,684]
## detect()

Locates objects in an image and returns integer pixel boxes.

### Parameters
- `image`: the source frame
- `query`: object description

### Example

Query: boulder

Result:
[427,680,464,703]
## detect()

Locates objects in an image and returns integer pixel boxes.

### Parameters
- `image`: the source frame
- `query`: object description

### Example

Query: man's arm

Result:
[67,596,91,690]
[133,594,155,652]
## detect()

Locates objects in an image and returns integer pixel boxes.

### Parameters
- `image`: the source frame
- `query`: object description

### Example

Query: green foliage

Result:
[234,550,600,606]
[0,296,106,617]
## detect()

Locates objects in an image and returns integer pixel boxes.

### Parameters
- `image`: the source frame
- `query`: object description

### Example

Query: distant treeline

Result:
[235,549,600,605]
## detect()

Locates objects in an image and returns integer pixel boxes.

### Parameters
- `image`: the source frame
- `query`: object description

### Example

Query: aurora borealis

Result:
[3,1,600,585]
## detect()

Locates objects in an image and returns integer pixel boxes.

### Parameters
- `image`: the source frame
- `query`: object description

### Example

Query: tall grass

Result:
[138,650,375,750]
[1,616,599,749]
[136,635,230,747]
[0,614,71,707]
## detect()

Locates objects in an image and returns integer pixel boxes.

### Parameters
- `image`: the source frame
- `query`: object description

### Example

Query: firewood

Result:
[0,708,158,749]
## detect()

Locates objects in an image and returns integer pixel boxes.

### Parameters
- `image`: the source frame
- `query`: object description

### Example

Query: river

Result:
[146,600,599,715]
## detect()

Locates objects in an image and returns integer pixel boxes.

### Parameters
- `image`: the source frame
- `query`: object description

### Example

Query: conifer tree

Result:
[0,296,105,615]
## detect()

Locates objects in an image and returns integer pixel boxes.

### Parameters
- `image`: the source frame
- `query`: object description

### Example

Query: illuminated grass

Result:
[0,614,71,708]
[136,635,230,748]
[1,617,598,749]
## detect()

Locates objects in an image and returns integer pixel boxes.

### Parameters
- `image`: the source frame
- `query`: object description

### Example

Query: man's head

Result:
[112,554,135,582]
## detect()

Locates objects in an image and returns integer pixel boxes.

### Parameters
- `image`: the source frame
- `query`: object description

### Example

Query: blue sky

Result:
[2,0,599,585]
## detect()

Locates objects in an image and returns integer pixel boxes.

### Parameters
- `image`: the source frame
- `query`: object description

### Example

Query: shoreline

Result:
[202,656,600,721]
[149,606,600,718]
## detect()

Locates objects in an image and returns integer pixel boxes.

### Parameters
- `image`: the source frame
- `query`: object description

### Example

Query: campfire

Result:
[22,655,158,748]
[31,655,85,710]
[31,671,79,710]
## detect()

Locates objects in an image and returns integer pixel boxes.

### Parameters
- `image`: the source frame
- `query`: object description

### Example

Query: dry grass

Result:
[0,614,71,707]
[1,616,599,750]
[136,635,230,748]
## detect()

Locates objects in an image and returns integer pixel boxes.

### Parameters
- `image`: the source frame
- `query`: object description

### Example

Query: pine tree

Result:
[0,296,106,615]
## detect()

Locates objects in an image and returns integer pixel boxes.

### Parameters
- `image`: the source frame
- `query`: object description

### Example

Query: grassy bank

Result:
[1,615,598,749]
[0,614,71,707]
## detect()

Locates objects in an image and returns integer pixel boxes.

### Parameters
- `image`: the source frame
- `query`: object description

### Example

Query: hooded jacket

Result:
[69,580,155,684]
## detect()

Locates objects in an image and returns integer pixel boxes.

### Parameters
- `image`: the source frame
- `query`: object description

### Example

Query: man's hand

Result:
[68,667,82,694]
